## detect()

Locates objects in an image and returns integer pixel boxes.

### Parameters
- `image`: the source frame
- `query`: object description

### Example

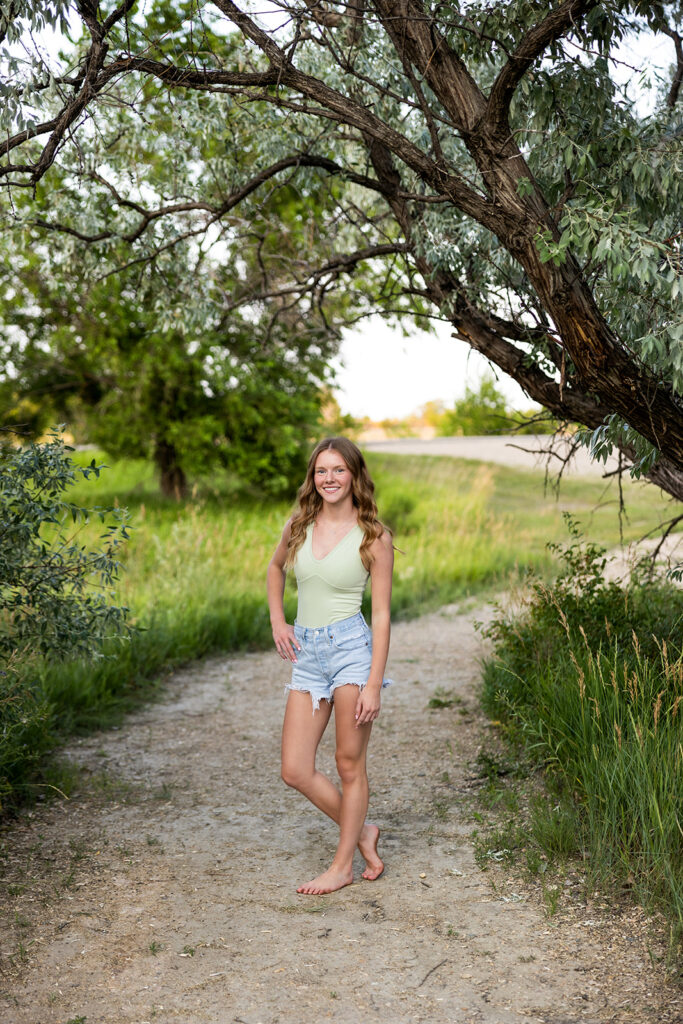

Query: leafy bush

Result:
[0,432,131,811]
[481,516,683,949]
[438,375,510,436]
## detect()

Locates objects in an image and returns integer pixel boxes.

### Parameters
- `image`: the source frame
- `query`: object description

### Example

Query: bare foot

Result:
[359,823,384,881]
[296,866,353,895]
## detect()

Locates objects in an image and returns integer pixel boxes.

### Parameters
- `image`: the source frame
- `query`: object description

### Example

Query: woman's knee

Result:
[335,750,365,785]
[281,761,311,791]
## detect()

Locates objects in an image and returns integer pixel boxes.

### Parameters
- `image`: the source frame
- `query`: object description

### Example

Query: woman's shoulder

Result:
[369,525,394,555]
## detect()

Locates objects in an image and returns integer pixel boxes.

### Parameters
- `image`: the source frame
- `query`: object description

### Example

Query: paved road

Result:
[362,434,620,477]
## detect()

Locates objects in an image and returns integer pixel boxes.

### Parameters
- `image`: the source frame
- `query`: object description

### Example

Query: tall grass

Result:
[2,451,679,812]
[481,522,683,950]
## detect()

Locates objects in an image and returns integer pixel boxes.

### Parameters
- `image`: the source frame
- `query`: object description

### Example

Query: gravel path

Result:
[362,435,620,476]
[1,603,679,1024]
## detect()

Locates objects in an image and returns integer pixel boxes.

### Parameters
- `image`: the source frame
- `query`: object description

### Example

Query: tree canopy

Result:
[1,2,683,499]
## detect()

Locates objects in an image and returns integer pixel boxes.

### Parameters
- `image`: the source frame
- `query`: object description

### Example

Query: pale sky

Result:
[332,319,530,420]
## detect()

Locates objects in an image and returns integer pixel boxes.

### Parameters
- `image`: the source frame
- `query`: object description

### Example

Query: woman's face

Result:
[313,449,353,507]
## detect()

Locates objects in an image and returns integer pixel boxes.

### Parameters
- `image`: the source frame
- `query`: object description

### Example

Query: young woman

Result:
[267,437,394,895]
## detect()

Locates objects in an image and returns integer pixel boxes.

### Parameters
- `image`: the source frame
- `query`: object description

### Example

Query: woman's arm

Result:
[267,520,301,662]
[355,530,394,727]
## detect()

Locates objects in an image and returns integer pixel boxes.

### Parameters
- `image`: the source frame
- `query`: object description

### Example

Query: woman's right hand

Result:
[272,622,301,662]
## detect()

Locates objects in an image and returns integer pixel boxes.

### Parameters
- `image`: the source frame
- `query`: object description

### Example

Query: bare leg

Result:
[281,690,383,879]
[296,684,382,894]
[281,690,336,813]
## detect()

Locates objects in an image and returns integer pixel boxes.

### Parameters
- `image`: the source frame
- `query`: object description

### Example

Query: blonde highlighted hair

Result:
[285,437,388,572]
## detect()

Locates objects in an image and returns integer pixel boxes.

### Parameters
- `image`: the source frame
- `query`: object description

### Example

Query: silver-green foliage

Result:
[0,430,131,668]
[0,428,132,811]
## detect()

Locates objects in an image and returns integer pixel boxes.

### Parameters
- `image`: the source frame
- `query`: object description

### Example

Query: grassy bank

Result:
[481,526,683,953]
[3,451,679,810]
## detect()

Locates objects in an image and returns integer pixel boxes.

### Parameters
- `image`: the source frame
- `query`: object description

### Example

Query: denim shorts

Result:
[286,611,393,712]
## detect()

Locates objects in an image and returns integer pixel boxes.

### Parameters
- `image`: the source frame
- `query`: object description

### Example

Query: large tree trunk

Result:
[154,440,187,501]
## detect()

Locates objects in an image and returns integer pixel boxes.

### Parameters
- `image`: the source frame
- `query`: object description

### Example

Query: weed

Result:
[90,770,140,804]
[543,886,561,918]
[148,941,163,955]
[479,778,520,813]
[64,1017,87,1024]
[13,912,29,929]
[428,688,462,709]
[146,835,161,847]
[432,799,450,821]
[524,849,547,877]
[473,820,524,870]
[181,945,195,957]
[68,838,88,862]
[530,796,578,857]
[475,750,527,781]
[14,939,33,963]
[152,782,174,802]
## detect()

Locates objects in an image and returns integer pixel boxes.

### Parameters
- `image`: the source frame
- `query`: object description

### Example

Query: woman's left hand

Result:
[354,685,381,728]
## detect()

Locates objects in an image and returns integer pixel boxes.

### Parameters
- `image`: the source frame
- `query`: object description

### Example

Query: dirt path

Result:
[1,603,680,1024]
[362,435,620,476]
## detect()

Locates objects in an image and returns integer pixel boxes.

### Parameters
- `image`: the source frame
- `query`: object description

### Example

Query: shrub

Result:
[0,431,131,810]
[481,516,683,949]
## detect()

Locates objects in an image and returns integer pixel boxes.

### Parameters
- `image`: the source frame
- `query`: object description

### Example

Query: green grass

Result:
[481,526,683,957]
[2,450,679,812]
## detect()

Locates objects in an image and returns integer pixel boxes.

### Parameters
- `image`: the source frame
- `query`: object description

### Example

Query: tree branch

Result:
[486,1,599,128]
[218,242,409,313]
[661,25,683,109]
[29,153,394,246]
[211,0,494,226]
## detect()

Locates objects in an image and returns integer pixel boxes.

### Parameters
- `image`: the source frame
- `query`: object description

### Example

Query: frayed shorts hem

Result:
[284,676,393,714]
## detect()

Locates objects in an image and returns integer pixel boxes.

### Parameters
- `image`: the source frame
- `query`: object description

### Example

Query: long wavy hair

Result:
[285,437,388,572]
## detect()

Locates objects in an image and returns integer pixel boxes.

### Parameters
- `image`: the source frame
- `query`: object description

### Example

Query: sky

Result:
[331,319,530,420]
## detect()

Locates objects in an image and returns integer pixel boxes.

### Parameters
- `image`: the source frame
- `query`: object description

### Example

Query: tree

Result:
[0,238,335,498]
[2,3,683,499]
[438,376,510,436]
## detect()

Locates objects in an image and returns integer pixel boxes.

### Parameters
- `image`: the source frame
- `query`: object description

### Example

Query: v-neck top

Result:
[294,523,369,627]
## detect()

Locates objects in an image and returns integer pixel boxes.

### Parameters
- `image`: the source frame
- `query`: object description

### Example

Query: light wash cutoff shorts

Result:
[286,611,393,712]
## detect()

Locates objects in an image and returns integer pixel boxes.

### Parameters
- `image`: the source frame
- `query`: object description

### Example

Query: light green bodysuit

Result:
[294,523,369,628]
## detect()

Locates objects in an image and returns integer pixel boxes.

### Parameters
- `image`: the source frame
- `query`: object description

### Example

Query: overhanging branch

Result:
[29,153,392,245]
[486,0,599,128]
